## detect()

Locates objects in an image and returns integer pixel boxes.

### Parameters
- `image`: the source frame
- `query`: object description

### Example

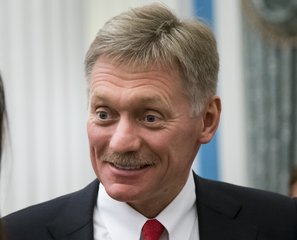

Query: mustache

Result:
[101,151,158,167]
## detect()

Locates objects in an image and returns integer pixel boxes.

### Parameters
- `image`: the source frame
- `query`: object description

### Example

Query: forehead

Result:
[88,58,192,110]
[89,57,186,91]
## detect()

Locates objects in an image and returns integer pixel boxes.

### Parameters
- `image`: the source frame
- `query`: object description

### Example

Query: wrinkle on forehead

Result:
[88,58,191,112]
[89,57,184,86]
[89,85,173,112]
[89,60,185,94]
[90,71,174,91]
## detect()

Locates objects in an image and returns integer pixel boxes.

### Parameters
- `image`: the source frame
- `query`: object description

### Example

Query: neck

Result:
[127,180,187,218]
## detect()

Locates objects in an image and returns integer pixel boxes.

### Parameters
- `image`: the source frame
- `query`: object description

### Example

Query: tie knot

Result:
[142,219,165,240]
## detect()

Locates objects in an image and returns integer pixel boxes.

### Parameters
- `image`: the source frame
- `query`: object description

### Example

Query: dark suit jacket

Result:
[3,173,297,240]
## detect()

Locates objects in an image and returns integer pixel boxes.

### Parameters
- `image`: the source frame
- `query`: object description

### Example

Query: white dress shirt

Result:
[93,172,199,240]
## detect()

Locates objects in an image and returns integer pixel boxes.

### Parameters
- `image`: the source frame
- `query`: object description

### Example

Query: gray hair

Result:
[84,3,219,114]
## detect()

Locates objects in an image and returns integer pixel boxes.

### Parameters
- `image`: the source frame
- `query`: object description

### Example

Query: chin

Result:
[104,183,142,203]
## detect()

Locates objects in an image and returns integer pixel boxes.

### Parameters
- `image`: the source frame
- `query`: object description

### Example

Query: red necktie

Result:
[142,219,165,240]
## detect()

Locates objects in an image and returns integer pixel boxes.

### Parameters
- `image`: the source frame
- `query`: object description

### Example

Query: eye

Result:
[94,107,117,125]
[145,114,157,123]
[140,111,165,129]
[97,111,109,120]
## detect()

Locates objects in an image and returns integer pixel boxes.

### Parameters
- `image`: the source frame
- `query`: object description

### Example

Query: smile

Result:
[112,163,150,170]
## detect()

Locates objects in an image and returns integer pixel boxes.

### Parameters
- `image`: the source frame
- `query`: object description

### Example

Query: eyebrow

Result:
[137,96,166,105]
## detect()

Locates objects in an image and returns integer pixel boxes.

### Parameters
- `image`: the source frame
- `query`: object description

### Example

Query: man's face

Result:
[87,58,206,217]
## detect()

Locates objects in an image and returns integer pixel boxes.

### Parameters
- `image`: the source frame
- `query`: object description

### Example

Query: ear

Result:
[198,96,221,144]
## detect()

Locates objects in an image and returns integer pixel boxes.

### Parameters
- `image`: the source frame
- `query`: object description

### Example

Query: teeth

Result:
[113,163,146,170]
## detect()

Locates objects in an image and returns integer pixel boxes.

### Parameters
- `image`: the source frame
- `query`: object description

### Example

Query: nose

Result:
[109,117,141,153]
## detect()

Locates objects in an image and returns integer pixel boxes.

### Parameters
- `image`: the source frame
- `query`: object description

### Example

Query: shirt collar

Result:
[156,173,197,240]
[95,172,197,240]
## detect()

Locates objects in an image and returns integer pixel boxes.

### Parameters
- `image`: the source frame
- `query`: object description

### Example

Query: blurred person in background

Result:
[0,75,6,161]
[0,74,7,240]
[289,166,297,197]
[2,3,297,240]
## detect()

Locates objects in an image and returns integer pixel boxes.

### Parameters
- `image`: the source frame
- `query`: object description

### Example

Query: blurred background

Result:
[0,0,296,215]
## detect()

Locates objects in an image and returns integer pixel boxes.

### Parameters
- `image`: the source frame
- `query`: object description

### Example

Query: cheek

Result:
[154,125,199,162]
[87,121,98,143]
[87,124,106,164]
[142,130,179,162]
[87,122,108,147]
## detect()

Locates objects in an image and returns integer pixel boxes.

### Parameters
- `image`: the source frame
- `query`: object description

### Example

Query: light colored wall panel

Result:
[0,0,94,215]
[214,0,248,186]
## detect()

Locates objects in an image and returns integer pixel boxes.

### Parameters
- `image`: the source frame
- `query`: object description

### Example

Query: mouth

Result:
[111,162,151,170]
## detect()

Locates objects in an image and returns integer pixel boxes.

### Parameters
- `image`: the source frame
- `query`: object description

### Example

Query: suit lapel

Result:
[194,173,258,240]
[46,180,99,240]
[45,174,258,240]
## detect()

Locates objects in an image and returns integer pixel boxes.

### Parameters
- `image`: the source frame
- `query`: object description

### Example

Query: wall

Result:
[0,0,93,215]
[214,0,248,186]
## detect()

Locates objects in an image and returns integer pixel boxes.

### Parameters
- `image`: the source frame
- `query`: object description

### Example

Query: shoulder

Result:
[194,174,297,240]
[194,173,296,208]
[2,180,99,240]
[194,173,297,238]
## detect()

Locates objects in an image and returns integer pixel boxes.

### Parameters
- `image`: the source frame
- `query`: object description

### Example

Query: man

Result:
[3,3,297,240]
